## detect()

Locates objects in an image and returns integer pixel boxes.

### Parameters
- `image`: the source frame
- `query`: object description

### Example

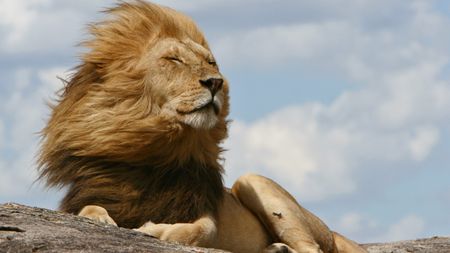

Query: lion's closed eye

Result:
[164,56,184,64]
[208,60,217,67]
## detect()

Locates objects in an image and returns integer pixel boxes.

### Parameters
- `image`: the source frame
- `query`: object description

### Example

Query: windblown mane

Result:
[38,0,228,228]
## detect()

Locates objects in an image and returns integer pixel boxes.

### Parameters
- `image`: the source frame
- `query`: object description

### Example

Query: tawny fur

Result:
[38,0,228,228]
[38,2,367,252]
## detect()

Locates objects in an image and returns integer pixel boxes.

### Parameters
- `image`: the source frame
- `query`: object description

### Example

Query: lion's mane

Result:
[38,1,229,228]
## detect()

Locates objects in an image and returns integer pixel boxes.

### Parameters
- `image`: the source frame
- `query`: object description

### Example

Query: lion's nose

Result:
[200,78,223,95]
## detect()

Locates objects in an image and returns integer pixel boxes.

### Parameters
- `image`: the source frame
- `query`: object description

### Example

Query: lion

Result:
[38,1,367,253]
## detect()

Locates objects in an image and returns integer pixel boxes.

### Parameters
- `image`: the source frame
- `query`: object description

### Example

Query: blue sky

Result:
[1,0,449,243]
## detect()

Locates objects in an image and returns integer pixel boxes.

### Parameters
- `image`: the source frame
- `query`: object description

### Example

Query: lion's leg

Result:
[134,216,217,247]
[332,232,367,253]
[231,173,336,253]
[78,205,117,226]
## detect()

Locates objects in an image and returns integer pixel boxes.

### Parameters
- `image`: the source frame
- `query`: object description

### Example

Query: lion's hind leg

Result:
[332,232,367,253]
[231,173,335,253]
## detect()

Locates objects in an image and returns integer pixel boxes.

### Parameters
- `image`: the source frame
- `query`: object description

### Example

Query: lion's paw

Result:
[264,243,298,253]
[134,221,170,238]
[78,205,117,226]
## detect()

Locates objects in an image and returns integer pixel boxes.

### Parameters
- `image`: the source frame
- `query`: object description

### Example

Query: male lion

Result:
[38,1,367,253]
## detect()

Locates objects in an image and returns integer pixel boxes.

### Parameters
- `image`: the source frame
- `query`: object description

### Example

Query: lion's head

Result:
[81,1,230,130]
[39,1,230,188]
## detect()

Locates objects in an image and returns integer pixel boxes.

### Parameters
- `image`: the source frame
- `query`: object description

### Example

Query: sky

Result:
[0,0,449,244]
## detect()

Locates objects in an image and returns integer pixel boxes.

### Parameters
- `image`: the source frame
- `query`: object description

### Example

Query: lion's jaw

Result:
[176,98,221,130]
[146,38,228,130]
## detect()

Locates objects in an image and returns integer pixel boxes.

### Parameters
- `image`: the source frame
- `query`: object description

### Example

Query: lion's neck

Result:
[60,158,224,228]
[154,125,224,166]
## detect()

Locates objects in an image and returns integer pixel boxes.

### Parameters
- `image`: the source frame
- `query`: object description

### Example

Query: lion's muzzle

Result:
[200,77,223,96]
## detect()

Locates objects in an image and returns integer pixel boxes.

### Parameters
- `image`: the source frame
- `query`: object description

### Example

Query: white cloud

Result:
[338,212,365,234]
[337,212,378,236]
[152,0,273,11]
[374,61,450,129]
[225,106,357,201]
[0,0,109,54]
[409,127,439,161]
[335,212,427,243]
[0,120,4,150]
[0,142,37,195]
[0,0,43,48]
[214,2,450,78]
[222,0,450,202]
[3,68,67,151]
[379,215,426,242]
[214,21,354,69]
[0,67,66,199]
[37,67,71,97]
[224,60,449,201]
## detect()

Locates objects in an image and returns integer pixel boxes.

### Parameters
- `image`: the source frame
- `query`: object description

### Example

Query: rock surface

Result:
[0,203,448,253]
[364,237,450,253]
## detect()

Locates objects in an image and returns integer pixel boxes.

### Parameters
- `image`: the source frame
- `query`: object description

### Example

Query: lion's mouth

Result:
[177,100,220,115]
[193,101,220,114]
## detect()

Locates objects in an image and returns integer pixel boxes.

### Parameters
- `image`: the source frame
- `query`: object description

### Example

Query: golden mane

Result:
[38,0,229,228]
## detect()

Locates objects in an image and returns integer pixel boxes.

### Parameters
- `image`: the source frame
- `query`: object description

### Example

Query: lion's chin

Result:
[181,106,219,130]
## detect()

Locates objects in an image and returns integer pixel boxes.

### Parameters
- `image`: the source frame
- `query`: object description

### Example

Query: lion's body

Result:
[39,1,367,253]
[210,192,271,252]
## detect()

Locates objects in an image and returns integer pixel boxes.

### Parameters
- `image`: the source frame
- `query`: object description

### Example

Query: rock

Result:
[363,236,450,253]
[0,203,226,253]
[0,203,448,253]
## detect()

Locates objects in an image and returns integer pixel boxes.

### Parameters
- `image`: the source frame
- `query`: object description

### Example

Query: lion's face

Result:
[143,37,228,130]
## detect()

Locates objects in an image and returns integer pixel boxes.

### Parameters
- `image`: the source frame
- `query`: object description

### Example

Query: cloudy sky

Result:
[1,0,449,243]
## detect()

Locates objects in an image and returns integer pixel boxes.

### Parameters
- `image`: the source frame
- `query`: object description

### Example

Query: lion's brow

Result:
[182,39,213,61]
